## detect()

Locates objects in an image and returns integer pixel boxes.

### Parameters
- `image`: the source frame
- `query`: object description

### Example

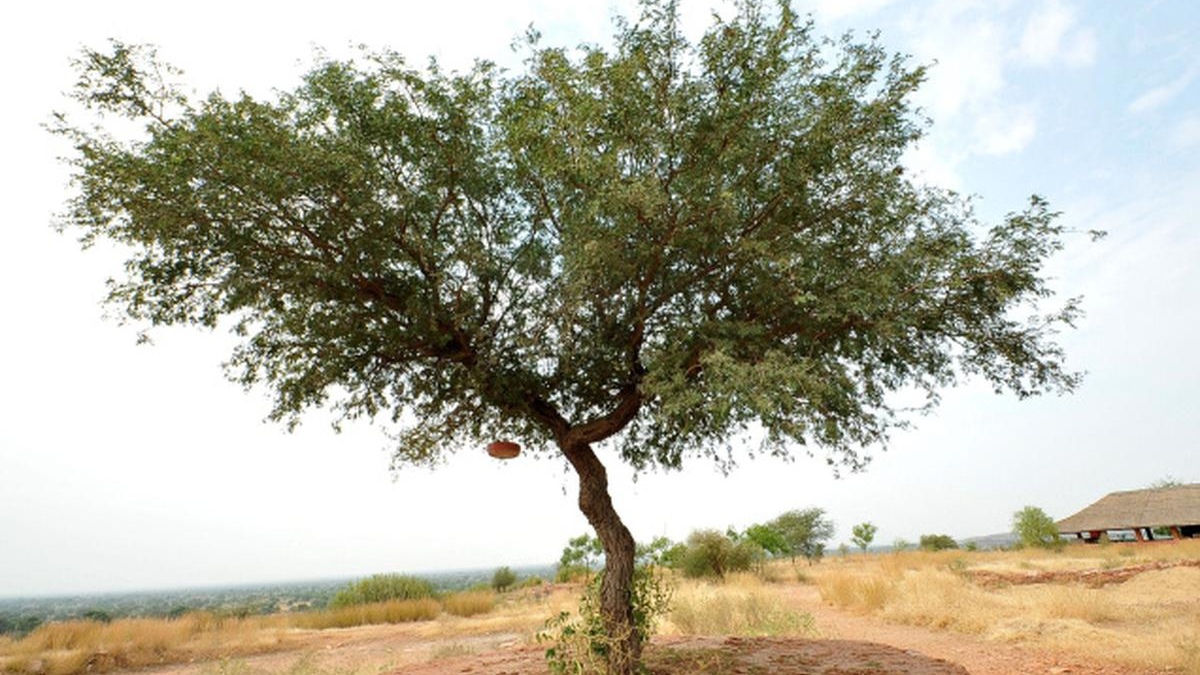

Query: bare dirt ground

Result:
[128,579,1176,675]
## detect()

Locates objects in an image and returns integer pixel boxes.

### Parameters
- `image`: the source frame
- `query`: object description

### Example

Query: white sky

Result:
[1,1,1197,598]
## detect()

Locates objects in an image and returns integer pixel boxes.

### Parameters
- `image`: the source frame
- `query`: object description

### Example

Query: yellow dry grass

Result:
[663,573,815,637]
[0,586,563,675]
[811,540,1200,673]
[440,591,496,618]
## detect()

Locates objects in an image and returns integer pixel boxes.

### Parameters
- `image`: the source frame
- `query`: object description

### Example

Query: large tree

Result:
[55,2,1085,672]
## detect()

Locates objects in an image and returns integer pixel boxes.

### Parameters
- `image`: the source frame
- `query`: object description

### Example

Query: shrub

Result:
[918,534,958,551]
[679,530,760,579]
[329,574,436,608]
[492,566,518,592]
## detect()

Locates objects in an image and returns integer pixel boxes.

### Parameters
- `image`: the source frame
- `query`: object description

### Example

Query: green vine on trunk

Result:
[540,566,673,674]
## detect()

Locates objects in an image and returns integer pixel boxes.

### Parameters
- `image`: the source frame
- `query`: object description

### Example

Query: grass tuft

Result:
[440,591,495,618]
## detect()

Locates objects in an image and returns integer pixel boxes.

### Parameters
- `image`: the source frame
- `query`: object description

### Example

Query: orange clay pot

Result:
[486,441,521,459]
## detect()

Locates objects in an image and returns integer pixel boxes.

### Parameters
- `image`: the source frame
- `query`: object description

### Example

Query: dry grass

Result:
[0,614,291,675]
[664,573,815,637]
[0,589,508,675]
[440,592,495,618]
[291,599,441,630]
[811,539,1200,673]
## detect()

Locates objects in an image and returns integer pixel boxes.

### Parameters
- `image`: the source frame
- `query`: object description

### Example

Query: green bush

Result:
[918,534,959,551]
[492,566,518,592]
[679,529,761,579]
[1012,505,1064,550]
[329,574,436,608]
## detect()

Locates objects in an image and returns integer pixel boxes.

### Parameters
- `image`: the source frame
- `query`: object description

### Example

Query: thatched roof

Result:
[1057,484,1200,533]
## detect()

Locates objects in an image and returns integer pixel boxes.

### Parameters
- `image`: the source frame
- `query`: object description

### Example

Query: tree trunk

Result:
[562,441,640,675]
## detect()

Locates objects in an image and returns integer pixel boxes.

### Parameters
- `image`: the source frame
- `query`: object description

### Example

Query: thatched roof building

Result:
[1058,484,1200,541]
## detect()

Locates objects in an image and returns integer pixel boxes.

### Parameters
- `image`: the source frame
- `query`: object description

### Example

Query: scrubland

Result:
[3,540,1198,675]
[811,539,1200,673]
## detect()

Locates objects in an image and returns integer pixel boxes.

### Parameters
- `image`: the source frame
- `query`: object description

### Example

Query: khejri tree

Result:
[55,1,1087,672]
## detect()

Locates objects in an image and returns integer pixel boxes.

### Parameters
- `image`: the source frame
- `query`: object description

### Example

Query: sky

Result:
[1,0,1197,598]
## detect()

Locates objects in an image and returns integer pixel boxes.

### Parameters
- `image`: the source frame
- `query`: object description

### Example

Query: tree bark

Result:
[561,440,640,675]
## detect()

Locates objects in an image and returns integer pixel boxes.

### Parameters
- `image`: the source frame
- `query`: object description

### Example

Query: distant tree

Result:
[771,508,835,564]
[892,538,912,553]
[1149,476,1185,489]
[851,522,878,553]
[678,529,761,578]
[918,534,959,551]
[1012,506,1063,550]
[557,533,604,581]
[742,523,789,558]
[81,609,113,623]
[55,1,1091,670]
[492,566,518,592]
[635,536,677,567]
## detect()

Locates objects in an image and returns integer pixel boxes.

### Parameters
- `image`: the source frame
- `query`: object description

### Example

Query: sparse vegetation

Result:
[811,539,1200,673]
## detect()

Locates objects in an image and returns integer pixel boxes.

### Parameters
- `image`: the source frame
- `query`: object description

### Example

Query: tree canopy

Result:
[54,2,1088,671]
[1012,505,1062,550]
[57,2,1081,477]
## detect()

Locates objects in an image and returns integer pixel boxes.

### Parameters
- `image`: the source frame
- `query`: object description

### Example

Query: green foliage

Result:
[1012,505,1063,550]
[851,522,878,553]
[635,536,677,567]
[918,534,959,552]
[57,1,1084,477]
[770,508,835,563]
[557,534,604,582]
[540,565,672,674]
[741,524,789,558]
[328,574,435,609]
[891,538,911,553]
[491,566,518,592]
[678,529,762,579]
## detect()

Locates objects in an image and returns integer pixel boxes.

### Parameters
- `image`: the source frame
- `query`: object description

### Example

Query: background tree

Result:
[678,529,760,579]
[1012,506,1063,550]
[771,508,835,564]
[491,566,518,592]
[918,534,959,552]
[742,523,789,558]
[851,522,878,553]
[556,534,604,582]
[54,1,1087,671]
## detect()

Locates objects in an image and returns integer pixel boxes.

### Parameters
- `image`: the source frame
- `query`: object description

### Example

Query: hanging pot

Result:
[487,441,521,459]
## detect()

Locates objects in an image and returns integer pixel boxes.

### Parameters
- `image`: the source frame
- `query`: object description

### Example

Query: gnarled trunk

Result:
[562,441,639,675]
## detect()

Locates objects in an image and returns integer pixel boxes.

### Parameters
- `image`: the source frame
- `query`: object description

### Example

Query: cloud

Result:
[973,106,1037,155]
[1128,67,1197,114]
[1017,0,1096,68]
